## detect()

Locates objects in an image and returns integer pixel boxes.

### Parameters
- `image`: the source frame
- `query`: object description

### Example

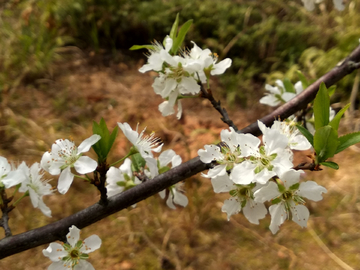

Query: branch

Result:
[200,84,239,131]
[1,45,360,259]
[0,188,14,237]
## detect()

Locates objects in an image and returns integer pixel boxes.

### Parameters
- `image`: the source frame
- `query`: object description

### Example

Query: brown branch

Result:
[200,84,239,131]
[1,45,360,259]
[0,189,14,237]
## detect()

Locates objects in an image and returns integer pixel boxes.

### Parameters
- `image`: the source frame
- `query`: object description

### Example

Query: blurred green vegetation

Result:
[0,0,359,103]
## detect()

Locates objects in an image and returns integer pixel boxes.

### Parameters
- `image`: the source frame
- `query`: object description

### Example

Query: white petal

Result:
[75,260,95,270]
[242,199,268,224]
[173,191,188,207]
[118,122,139,146]
[38,199,52,217]
[198,145,223,163]
[297,181,327,201]
[48,261,69,270]
[67,225,80,247]
[176,100,183,120]
[41,152,52,172]
[81,234,102,254]
[253,182,281,203]
[159,190,166,199]
[211,58,232,75]
[159,101,175,117]
[269,203,287,234]
[166,194,176,209]
[57,167,74,194]
[144,157,158,178]
[158,149,175,167]
[77,135,101,154]
[211,174,234,193]
[206,164,227,178]
[2,169,27,189]
[222,197,241,221]
[179,77,200,95]
[290,202,309,228]
[43,242,67,262]
[231,162,256,185]
[280,169,301,189]
[74,156,98,174]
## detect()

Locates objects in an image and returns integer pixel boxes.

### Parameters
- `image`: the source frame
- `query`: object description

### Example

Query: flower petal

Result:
[77,135,101,154]
[57,167,74,194]
[43,242,67,262]
[81,235,102,254]
[74,156,98,174]
[222,197,241,221]
[242,199,267,225]
[297,181,327,202]
[269,203,287,234]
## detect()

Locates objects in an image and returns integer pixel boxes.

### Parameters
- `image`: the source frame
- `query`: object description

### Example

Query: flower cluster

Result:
[260,80,303,107]
[139,36,232,119]
[198,120,327,233]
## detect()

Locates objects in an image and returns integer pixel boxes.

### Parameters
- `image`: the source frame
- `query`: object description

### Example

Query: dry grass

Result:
[0,57,360,270]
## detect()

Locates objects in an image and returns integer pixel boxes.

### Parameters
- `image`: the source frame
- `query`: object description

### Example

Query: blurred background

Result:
[0,0,360,269]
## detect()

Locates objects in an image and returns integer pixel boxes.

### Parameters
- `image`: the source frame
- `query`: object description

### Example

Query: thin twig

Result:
[200,84,239,131]
[0,188,14,237]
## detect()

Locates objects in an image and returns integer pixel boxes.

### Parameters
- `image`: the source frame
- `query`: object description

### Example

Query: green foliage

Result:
[313,83,330,130]
[92,118,118,163]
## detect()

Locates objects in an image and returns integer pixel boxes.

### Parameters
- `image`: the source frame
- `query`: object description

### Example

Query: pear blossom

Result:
[211,174,267,224]
[160,182,188,209]
[254,169,327,234]
[41,135,101,194]
[18,162,54,217]
[260,80,303,107]
[198,127,258,179]
[106,158,141,197]
[0,156,26,189]
[144,149,186,209]
[43,225,101,270]
[258,120,312,151]
[139,36,173,73]
[231,129,293,185]
[118,122,163,159]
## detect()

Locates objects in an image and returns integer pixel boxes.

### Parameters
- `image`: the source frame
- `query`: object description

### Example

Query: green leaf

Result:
[313,82,330,130]
[296,70,309,89]
[129,45,154,51]
[321,161,339,170]
[335,131,360,154]
[92,118,118,163]
[328,85,336,97]
[131,153,146,172]
[170,19,193,55]
[169,13,180,41]
[314,125,339,163]
[296,124,314,146]
[283,78,296,93]
[329,103,350,131]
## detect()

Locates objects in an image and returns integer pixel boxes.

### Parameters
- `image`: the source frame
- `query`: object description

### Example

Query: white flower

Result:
[160,182,188,210]
[231,129,293,185]
[43,225,101,270]
[254,169,327,234]
[106,158,141,197]
[139,36,173,73]
[260,80,303,107]
[18,162,54,217]
[118,122,163,159]
[211,174,267,224]
[0,156,26,189]
[258,120,312,151]
[144,149,186,209]
[198,127,258,179]
[41,135,101,194]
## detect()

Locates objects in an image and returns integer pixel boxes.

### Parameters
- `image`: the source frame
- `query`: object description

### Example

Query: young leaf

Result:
[129,45,155,51]
[296,70,309,89]
[296,124,314,146]
[328,85,336,97]
[92,118,118,163]
[335,131,360,154]
[313,125,338,163]
[283,78,296,93]
[329,103,350,131]
[321,161,339,170]
[169,13,180,41]
[313,82,330,130]
[171,19,193,55]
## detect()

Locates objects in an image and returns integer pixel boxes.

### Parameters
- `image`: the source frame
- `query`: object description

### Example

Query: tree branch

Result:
[1,45,360,259]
